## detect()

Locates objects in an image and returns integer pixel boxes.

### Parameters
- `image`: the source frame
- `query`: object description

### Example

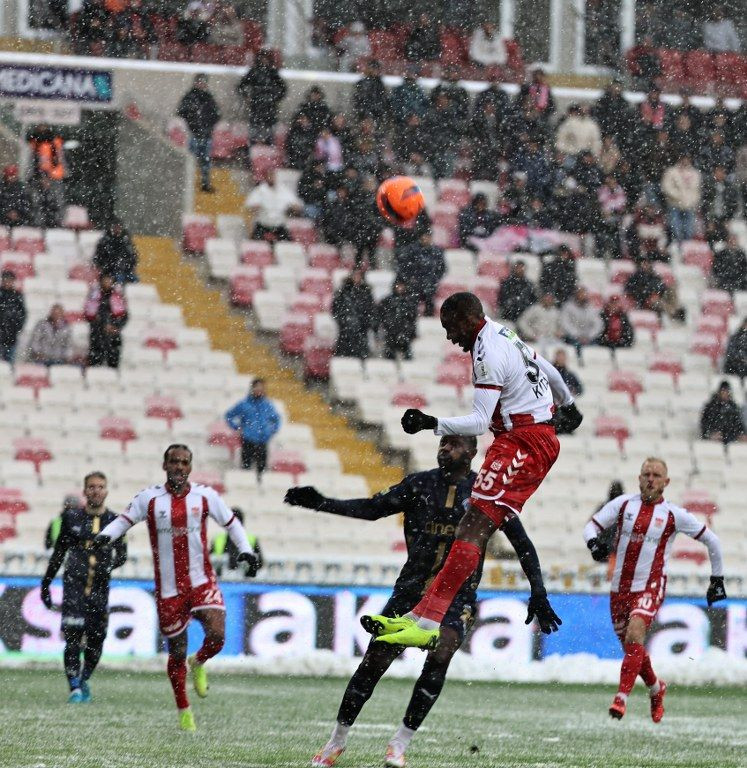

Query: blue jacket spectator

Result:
[225,379,281,477]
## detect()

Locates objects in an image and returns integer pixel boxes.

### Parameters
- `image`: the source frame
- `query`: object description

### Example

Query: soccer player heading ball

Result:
[364,292,582,649]
[584,457,726,722]
[93,444,260,731]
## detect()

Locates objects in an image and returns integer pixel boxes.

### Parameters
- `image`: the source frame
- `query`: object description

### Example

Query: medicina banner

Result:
[0,64,113,103]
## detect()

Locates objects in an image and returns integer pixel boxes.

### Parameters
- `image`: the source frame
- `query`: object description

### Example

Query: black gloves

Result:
[706,576,727,606]
[401,408,438,434]
[237,551,260,578]
[553,402,583,434]
[587,537,610,563]
[91,534,111,550]
[40,577,53,609]
[525,590,562,634]
[284,486,328,510]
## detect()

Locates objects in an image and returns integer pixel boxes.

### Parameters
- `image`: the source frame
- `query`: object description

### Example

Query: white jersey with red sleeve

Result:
[583,493,724,593]
[102,482,252,599]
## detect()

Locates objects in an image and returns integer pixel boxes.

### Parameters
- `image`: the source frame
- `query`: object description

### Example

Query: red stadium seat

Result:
[472,281,500,314]
[300,270,333,297]
[652,262,675,286]
[279,313,313,355]
[648,352,683,384]
[211,122,237,160]
[250,145,281,183]
[700,289,733,318]
[608,370,644,406]
[11,229,45,255]
[684,50,716,93]
[610,261,636,284]
[437,361,472,392]
[308,244,342,272]
[13,437,53,474]
[99,417,137,449]
[68,261,98,283]
[167,118,187,147]
[303,336,333,380]
[431,226,451,249]
[230,266,264,307]
[287,218,317,247]
[594,415,630,450]
[0,228,10,251]
[504,39,525,81]
[628,309,661,339]
[219,45,250,66]
[714,52,744,93]
[207,421,241,460]
[689,332,722,367]
[190,469,225,494]
[656,49,685,90]
[0,511,16,542]
[240,240,274,267]
[680,241,713,273]
[290,292,329,318]
[695,314,728,338]
[270,450,307,480]
[146,395,183,428]
[477,254,510,281]
[369,30,403,62]
[0,487,29,515]
[0,253,34,281]
[62,205,90,230]
[242,20,264,52]
[391,385,427,409]
[681,488,718,521]
[182,215,216,254]
[144,329,178,359]
[14,364,50,397]
[439,29,468,66]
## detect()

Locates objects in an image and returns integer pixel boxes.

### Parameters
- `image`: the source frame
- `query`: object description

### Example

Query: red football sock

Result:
[167,654,189,710]
[638,651,657,687]
[411,540,481,623]
[195,634,224,665]
[618,642,646,696]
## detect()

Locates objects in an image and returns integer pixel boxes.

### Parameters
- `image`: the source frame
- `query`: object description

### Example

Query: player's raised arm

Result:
[673,507,727,605]
[93,491,148,548]
[535,353,583,432]
[583,494,629,562]
[285,480,412,520]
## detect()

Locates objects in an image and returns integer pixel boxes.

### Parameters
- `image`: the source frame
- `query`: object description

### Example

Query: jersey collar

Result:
[165,481,192,498]
[468,317,487,353]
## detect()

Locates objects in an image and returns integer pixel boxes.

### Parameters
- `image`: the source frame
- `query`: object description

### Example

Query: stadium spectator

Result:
[712,234,747,293]
[458,193,501,251]
[237,49,288,145]
[0,165,32,227]
[519,68,555,120]
[93,219,138,284]
[0,270,26,363]
[597,294,635,349]
[593,78,634,149]
[297,86,333,135]
[513,138,552,200]
[539,245,577,305]
[517,292,562,348]
[596,174,627,259]
[698,132,735,176]
[28,303,72,366]
[638,87,667,133]
[394,231,445,316]
[669,112,699,160]
[737,143,747,200]
[390,66,429,125]
[352,60,391,125]
[404,13,441,62]
[73,0,110,54]
[45,494,81,551]
[625,260,667,311]
[210,508,262,577]
[321,184,360,251]
[27,124,67,209]
[661,154,701,243]
[560,287,604,354]
[498,260,537,322]
[394,113,429,170]
[245,169,302,242]
[84,273,128,368]
[660,6,699,49]
[701,166,740,245]
[628,202,668,260]
[297,159,329,220]
[599,135,621,175]
[555,104,602,158]
[627,35,661,90]
[422,92,462,180]
[177,0,211,45]
[551,348,583,398]
[314,127,345,173]
[287,113,320,169]
[225,379,281,479]
[31,174,62,229]
[336,21,371,72]
[177,75,220,193]
[209,3,243,46]
[332,267,375,359]
[377,279,419,360]
[700,380,746,444]
[703,6,742,52]
[432,67,471,128]
[723,319,747,378]
[122,0,156,58]
[469,22,507,69]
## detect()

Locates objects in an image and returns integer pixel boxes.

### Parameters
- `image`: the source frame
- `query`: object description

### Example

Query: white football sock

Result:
[390,724,416,747]
[330,722,350,746]
[649,680,661,695]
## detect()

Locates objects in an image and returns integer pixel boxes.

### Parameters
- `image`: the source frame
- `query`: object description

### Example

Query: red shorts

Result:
[157,580,225,638]
[610,580,666,640]
[470,424,560,526]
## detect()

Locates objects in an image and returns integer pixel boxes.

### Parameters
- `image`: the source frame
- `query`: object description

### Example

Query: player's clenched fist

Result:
[284,486,328,510]
[401,408,438,434]
[706,576,726,606]
[237,550,261,578]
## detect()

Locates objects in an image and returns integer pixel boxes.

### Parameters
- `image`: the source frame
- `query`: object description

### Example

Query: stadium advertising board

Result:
[1,578,744,663]
[0,64,113,103]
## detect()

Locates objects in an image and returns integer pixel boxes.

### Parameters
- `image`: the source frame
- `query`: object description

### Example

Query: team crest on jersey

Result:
[653,517,665,527]
[490,460,502,472]
[476,361,488,378]
[191,506,201,516]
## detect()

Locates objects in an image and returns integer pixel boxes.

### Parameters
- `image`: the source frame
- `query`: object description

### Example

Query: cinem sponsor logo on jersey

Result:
[0,65,113,103]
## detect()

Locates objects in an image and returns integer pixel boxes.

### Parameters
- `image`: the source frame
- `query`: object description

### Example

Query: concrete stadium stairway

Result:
[134,233,402,494]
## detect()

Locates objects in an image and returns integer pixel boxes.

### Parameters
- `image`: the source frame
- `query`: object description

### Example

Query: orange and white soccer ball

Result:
[376,175,426,227]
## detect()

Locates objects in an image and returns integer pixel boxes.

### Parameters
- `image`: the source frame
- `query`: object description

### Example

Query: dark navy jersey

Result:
[53,508,128,607]
[321,468,482,608]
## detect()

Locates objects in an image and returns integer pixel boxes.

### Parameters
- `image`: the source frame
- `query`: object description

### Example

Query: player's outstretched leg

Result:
[189,608,226,698]
[167,633,195,731]
[638,648,666,722]
[312,642,402,767]
[62,623,84,703]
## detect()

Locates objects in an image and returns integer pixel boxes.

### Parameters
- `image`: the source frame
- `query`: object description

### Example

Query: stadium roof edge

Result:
[0,50,741,108]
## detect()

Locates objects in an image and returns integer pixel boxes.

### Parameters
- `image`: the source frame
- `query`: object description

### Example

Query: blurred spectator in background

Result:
[723,319,747,378]
[352,60,391,126]
[555,104,602,158]
[296,86,332,135]
[28,303,71,366]
[123,0,156,58]
[0,270,26,363]
[377,279,419,360]
[661,154,701,243]
[73,0,109,55]
[712,234,747,293]
[337,22,371,72]
[594,79,633,150]
[625,260,667,311]
[700,380,746,444]
[332,267,374,359]
[432,67,471,128]
[395,230,445,316]
[27,124,67,210]
[597,294,634,349]
[539,245,577,305]
[698,131,735,176]
[314,127,345,173]
[596,174,627,259]
[177,74,220,192]
[520,68,555,121]
[245,169,302,242]
[458,193,501,251]
[560,287,603,354]
[211,508,262,576]
[499,260,537,323]
[297,158,329,220]
[237,49,287,145]
[225,378,281,479]
[177,0,211,45]
[209,3,243,46]
[627,35,661,90]
[469,22,507,70]
[513,138,552,200]
[84,273,127,368]
[638,87,667,134]
[390,66,428,126]
[405,13,441,62]
[703,6,741,53]
[551,348,583,397]
[518,292,561,348]
[422,92,461,180]
[0,165,32,228]
[31,174,62,229]
[45,494,81,551]
[700,166,740,246]
[93,219,138,284]
[287,113,319,169]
